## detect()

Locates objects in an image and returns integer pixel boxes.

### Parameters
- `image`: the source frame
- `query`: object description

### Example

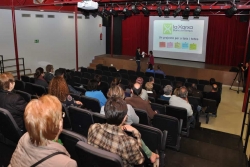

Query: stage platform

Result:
[90,54,239,86]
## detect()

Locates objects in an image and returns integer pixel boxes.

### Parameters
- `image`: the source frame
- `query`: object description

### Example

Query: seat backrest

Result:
[165,105,188,129]
[92,112,107,124]
[156,98,169,105]
[24,82,35,95]
[112,72,121,78]
[152,114,180,150]
[150,103,166,115]
[108,76,114,84]
[119,69,127,74]
[74,71,82,77]
[76,141,123,167]
[62,104,72,130]
[59,129,87,163]
[73,86,86,95]
[73,76,81,83]
[95,69,103,75]
[15,90,31,103]
[103,71,112,77]
[101,66,109,71]
[21,75,30,82]
[0,108,22,143]
[197,84,205,92]
[160,79,172,87]
[202,98,218,114]
[81,96,101,113]
[128,70,136,75]
[136,71,145,77]
[132,123,167,167]
[155,73,164,79]
[121,79,129,86]
[83,72,91,79]
[165,75,175,81]
[101,75,108,82]
[96,64,103,70]
[153,83,162,94]
[81,77,89,86]
[175,77,186,83]
[70,93,81,101]
[121,73,129,80]
[14,80,25,91]
[68,106,94,137]
[32,84,46,96]
[129,75,137,82]
[134,108,149,125]
[187,78,198,84]
[109,66,117,72]
[87,68,95,74]
[154,78,161,85]
[145,72,154,77]
[148,96,155,103]
[199,79,210,85]
[81,67,88,73]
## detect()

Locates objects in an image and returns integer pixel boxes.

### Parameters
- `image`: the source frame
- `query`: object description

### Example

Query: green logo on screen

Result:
[163,23,172,34]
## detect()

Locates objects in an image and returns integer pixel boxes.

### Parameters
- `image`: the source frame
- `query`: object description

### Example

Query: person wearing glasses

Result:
[9,95,77,167]
[0,72,27,131]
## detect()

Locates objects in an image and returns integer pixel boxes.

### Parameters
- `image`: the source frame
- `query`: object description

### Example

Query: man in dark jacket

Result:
[206,84,221,107]
[0,73,27,130]
[135,47,142,72]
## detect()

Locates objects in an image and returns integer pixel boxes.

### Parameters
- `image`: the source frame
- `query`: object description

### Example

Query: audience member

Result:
[85,79,107,107]
[190,83,203,98]
[34,67,48,87]
[155,65,166,77]
[44,64,54,83]
[160,85,172,101]
[204,78,216,92]
[148,51,154,67]
[173,88,180,96]
[174,81,183,89]
[88,97,158,166]
[136,77,148,101]
[206,84,221,107]
[149,76,154,84]
[100,85,139,125]
[169,86,195,124]
[110,77,125,90]
[146,64,155,73]
[9,95,77,167]
[49,77,82,107]
[125,83,156,120]
[0,73,27,130]
[145,82,157,99]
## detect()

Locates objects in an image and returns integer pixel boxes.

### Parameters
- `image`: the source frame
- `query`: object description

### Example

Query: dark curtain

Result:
[205,15,249,66]
[122,16,149,56]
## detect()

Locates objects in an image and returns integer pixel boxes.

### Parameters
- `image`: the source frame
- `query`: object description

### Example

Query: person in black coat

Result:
[44,64,54,83]
[206,84,221,107]
[0,73,27,130]
[135,47,143,72]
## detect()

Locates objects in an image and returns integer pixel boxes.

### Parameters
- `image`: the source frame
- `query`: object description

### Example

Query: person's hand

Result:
[75,101,82,105]
[122,125,139,133]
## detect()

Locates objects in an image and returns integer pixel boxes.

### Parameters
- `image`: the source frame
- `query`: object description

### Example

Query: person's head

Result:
[179,86,188,99]
[88,79,99,91]
[0,72,15,91]
[110,78,121,88]
[148,64,153,70]
[132,83,142,96]
[137,47,140,52]
[157,65,161,70]
[54,69,65,77]
[107,85,125,99]
[149,76,154,83]
[149,51,153,55]
[145,82,153,91]
[163,85,172,95]
[246,62,249,68]
[212,84,218,92]
[210,78,216,85]
[104,97,128,126]
[94,74,102,85]
[34,67,45,79]
[24,95,63,146]
[173,88,180,96]
[46,64,53,73]
[48,76,69,101]
[191,83,197,90]
[136,77,144,86]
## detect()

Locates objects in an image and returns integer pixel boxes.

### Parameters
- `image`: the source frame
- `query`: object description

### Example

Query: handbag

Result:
[30,152,67,167]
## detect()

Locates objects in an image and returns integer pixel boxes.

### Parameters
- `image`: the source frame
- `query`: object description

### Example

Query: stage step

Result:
[88,56,105,69]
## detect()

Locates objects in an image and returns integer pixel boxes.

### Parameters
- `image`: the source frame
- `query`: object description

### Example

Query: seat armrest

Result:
[179,119,183,134]
[161,130,168,151]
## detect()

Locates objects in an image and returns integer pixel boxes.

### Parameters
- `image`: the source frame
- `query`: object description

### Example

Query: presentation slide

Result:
[148,16,209,62]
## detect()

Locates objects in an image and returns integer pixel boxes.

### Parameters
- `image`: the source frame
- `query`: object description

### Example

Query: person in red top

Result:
[148,51,154,67]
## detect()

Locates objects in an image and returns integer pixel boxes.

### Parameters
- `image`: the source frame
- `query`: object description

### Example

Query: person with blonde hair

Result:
[49,76,82,107]
[100,85,139,125]
[0,72,27,130]
[145,82,157,99]
[9,95,77,167]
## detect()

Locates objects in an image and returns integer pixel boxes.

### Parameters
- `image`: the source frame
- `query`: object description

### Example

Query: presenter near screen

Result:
[135,47,142,72]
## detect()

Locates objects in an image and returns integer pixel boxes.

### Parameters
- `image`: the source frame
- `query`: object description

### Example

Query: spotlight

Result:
[109,8,118,16]
[157,6,163,16]
[142,6,150,16]
[173,7,181,17]
[163,6,170,16]
[193,6,201,18]
[123,7,132,17]
[131,5,140,14]
[225,5,237,17]
[182,6,190,18]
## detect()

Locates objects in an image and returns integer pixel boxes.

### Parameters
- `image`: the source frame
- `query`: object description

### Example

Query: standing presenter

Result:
[135,47,146,72]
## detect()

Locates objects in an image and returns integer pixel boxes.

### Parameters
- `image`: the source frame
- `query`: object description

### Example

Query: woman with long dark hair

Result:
[34,67,48,87]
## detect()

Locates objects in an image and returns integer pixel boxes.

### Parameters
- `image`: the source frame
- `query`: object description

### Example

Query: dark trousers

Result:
[136,61,140,72]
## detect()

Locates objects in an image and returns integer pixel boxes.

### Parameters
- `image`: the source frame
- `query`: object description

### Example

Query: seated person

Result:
[88,97,158,166]
[34,67,48,87]
[125,83,156,120]
[136,77,148,101]
[160,85,172,101]
[0,72,27,131]
[206,84,221,107]
[155,65,166,77]
[149,76,154,84]
[190,83,203,98]
[146,64,155,73]
[145,82,157,99]
[125,80,134,97]
[169,86,195,125]
[44,64,54,83]
[85,79,107,107]
[204,78,216,92]
[100,85,139,125]
[9,95,77,167]
[49,76,82,107]
[110,77,125,90]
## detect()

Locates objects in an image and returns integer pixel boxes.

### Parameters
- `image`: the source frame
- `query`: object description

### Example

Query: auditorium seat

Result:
[121,73,129,80]
[29,77,35,83]
[155,73,165,79]
[14,80,25,91]
[199,79,210,85]
[187,78,198,84]
[203,98,218,116]
[92,112,107,124]
[15,90,31,103]
[76,141,123,167]
[136,71,145,77]
[108,76,113,84]
[73,76,81,84]
[21,75,30,83]
[0,108,23,144]
[165,75,175,81]
[83,72,91,79]
[156,98,169,105]
[73,86,86,95]
[112,72,121,78]
[197,84,205,92]
[80,96,101,113]
[74,71,82,77]
[95,69,103,75]
[81,67,88,73]
[62,104,72,130]
[87,68,95,74]
[152,114,181,151]
[120,78,129,86]
[32,84,47,96]
[81,77,89,87]
[153,83,162,94]
[96,64,103,70]
[119,69,127,74]
[109,66,117,72]
[134,108,150,125]
[128,70,136,76]
[101,66,109,71]
[129,75,137,81]
[154,78,161,85]
[161,79,172,87]
[70,93,81,101]
[150,103,166,115]
[24,82,35,95]
[175,77,186,83]
[148,96,155,103]
[185,82,192,88]
[100,75,108,82]
[145,72,154,77]
[103,71,112,77]
[68,106,94,137]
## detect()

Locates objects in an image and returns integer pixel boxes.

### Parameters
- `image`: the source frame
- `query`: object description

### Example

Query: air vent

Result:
[68,16,74,19]
[36,14,44,18]
[22,14,31,17]
[77,16,82,19]
[48,15,55,18]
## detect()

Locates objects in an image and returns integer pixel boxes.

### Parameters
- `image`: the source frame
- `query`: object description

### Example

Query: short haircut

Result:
[179,86,188,98]
[104,97,128,126]
[148,64,153,70]
[49,76,69,101]
[149,76,154,82]
[163,85,172,95]
[212,84,218,92]
[54,69,65,77]
[46,64,53,73]
[191,83,197,89]
[24,95,62,146]
[0,73,15,90]
[107,85,125,99]
[145,82,153,91]
[210,78,216,85]
[149,51,153,54]
[88,79,99,91]
[94,74,102,83]
[34,67,44,79]
[132,83,142,96]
